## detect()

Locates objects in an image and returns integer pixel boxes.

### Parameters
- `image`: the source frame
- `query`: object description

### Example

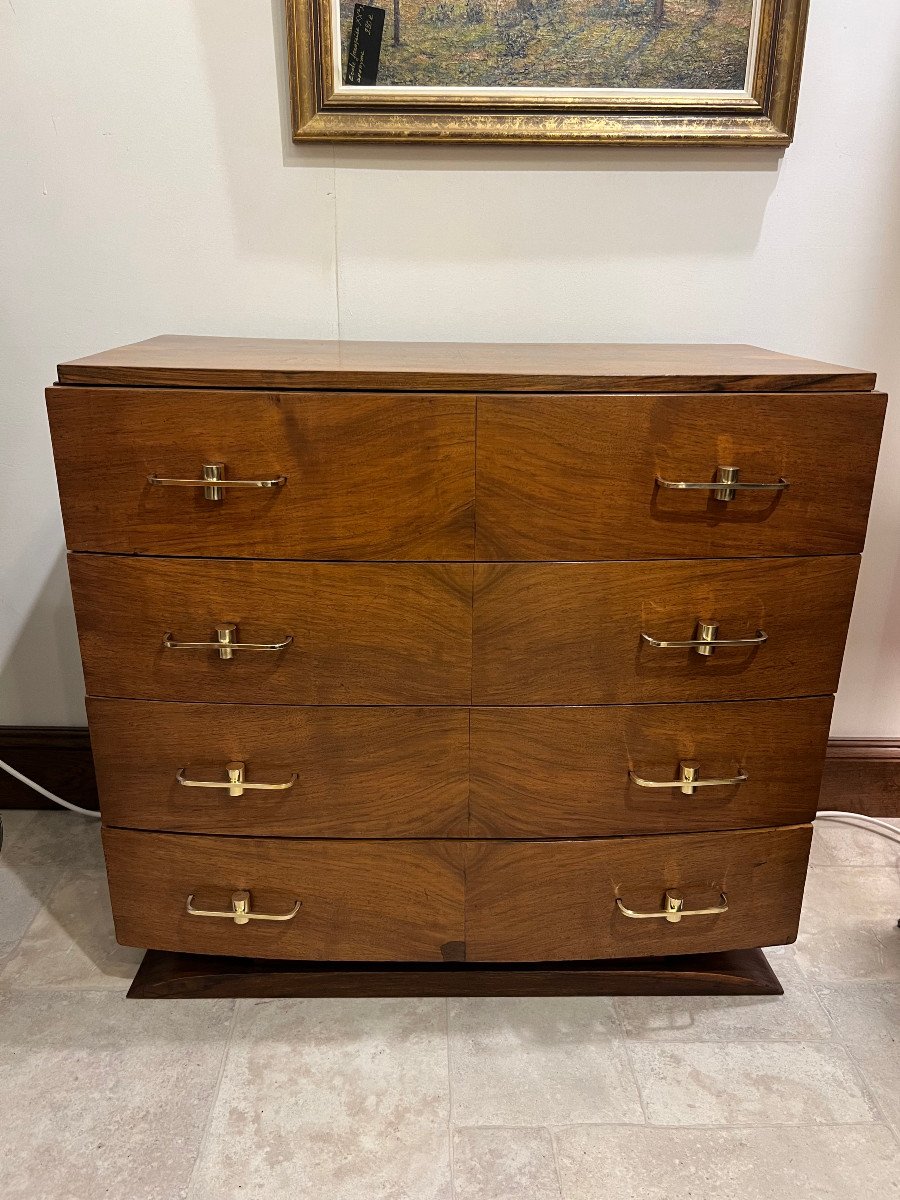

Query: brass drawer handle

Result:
[629,759,748,796]
[186,889,301,925]
[177,761,298,798]
[656,466,789,502]
[616,889,729,924]
[148,463,286,501]
[163,623,292,660]
[641,620,767,656]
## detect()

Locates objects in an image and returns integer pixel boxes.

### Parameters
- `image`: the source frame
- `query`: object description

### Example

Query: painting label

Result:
[345,3,385,84]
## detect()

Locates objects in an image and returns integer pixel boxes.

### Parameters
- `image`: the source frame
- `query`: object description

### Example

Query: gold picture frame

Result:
[287,0,809,145]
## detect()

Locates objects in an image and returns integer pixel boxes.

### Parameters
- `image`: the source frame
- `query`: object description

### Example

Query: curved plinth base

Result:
[127,947,782,999]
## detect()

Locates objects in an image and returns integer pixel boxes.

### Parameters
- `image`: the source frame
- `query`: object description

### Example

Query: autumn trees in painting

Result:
[340,0,755,90]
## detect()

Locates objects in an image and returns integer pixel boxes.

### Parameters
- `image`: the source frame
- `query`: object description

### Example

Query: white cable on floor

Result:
[0,756,101,819]
[815,811,900,847]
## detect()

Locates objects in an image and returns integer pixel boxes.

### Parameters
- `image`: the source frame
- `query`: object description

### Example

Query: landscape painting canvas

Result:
[286,0,811,143]
[336,0,759,93]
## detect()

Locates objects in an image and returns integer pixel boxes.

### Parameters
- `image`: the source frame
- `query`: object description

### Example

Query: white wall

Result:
[1,0,898,735]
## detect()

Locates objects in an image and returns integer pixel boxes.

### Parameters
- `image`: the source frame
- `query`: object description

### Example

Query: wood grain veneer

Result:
[56,337,876,394]
[470,697,833,837]
[89,699,469,837]
[42,338,885,990]
[103,828,466,961]
[473,556,860,704]
[103,826,811,962]
[47,388,475,559]
[6,727,895,819]
[69,556,473,705]
[465,826,812,961]
[476,393,886,559]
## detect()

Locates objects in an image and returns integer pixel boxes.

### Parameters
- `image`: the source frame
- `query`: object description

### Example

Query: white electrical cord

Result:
[815,810,900,847]
[0,756,101,819]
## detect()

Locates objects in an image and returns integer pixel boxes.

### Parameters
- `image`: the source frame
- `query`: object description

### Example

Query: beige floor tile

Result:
[448,997,642,1126]
[792,866,900,982]
[848,1042,900,1135]
[453,1127,561,1200]
[810,820,900,868]
[0,864,43,963]
[3,809,104,873]
[190,997,452,1200]
[0,809,38,849]
[552,1124,900,1200]
[0,989,232,1200]
[813,981,899,1044]
[0,870,142,990]
[616,959,832,1042]
[626,1041,879,1125]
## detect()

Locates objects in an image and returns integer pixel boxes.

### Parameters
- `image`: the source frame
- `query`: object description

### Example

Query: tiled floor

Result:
[0,811,897,1200]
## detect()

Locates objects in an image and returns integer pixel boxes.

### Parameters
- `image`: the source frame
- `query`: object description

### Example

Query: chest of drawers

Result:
[47,337,886,993]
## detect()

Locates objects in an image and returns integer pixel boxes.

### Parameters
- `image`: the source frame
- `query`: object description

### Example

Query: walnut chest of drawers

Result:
[47,337,886,991]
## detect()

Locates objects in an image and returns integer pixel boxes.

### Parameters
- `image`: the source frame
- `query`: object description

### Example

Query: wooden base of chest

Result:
[127,946,783,999]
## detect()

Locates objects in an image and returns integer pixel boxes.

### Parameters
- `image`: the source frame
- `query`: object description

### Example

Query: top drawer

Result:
[476,393,886,559]
[46,388,475,560]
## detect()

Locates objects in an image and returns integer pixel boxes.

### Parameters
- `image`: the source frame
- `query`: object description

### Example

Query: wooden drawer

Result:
[104,829,466,960]
[47,388,475,559]
[466,826,812,961]
[470,697,832,837]
[89,699,469,837]
[104,827,809,962]
[476,393,885,559]
[473,556,859,704]
[70,555,473,705]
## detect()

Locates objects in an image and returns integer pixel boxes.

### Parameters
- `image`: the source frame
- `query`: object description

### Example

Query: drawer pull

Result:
[641,620,767,657]
[177,761,297,798]
[148,463,287,501]
[616,889,729,924]
[629,759,748,796]
[656,466,789,503]
[163,623,293,660]
[186,889,301,925]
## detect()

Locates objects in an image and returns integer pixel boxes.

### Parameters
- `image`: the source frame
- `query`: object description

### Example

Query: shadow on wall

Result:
[186,0,783,265]
[0,541,86,727]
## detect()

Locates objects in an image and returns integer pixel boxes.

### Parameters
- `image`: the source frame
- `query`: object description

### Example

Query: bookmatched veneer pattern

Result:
[46,339,885,993]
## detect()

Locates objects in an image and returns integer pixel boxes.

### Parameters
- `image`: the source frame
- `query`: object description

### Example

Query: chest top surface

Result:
[55,336,877,395]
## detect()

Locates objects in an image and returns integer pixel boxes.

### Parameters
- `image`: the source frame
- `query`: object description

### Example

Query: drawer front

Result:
[473,557,859,704]
[465,826,811,961]
[70,556,473,705]
[476,393,885,560]
[47,388,475,559]
[89,699,469,837]
[470,697,832,837]
[103,829,466,961]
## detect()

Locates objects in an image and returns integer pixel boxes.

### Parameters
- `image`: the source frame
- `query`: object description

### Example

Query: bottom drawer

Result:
[103,829,466,961]
[466,826,812,961]
[103,826,811,962]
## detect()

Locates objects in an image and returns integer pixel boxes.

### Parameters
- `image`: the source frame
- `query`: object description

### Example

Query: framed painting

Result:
[286,0,810,144]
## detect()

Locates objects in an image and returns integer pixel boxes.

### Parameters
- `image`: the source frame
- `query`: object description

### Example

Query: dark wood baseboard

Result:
[818,739,900,818]
[0,727,897,818]
[127,947,782,998]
